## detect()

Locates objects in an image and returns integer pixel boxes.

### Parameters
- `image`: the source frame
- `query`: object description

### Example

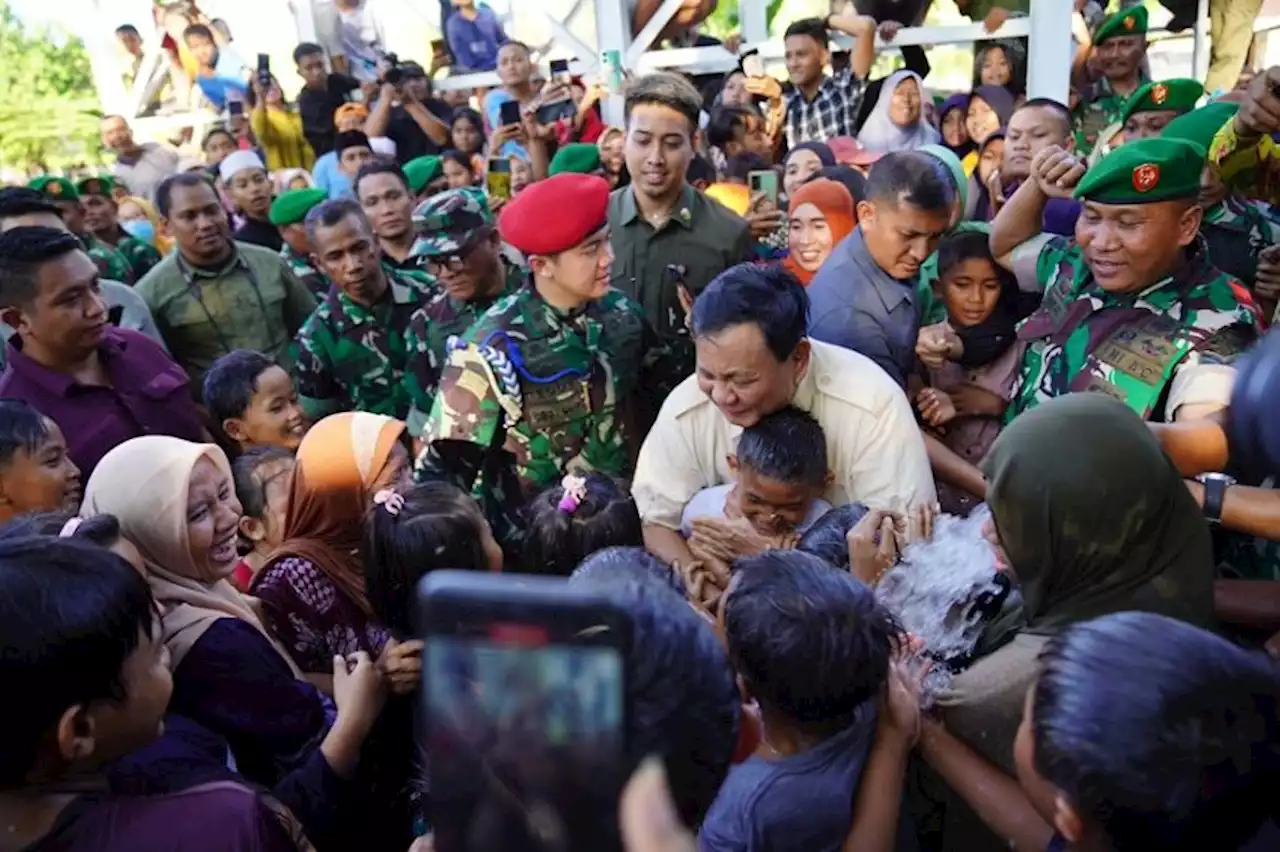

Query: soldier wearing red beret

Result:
[413,173,663,555]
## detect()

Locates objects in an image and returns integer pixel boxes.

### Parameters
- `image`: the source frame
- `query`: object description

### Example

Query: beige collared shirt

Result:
[633,339,937,530]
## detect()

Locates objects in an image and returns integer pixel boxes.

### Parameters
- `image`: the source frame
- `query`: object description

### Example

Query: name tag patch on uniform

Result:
[523,376,591,431]
[1093,327,1178,384]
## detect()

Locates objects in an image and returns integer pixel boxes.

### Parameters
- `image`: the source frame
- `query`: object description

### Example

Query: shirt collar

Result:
[178,244,243,281]
[846,228,914,311]
[618,185,696,229]
[7,328,128,398]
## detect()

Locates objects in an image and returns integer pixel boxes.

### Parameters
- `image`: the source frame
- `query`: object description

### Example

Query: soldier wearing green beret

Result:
[1073,5,1150,156]
[548,143,603,177]
[28,176,135,285]
[403,188,521,437]
[991,137,1259,425]
[269,187,330,298]
[1119,78,1203,143]
[76,175,163,282]
[402,155,446,201]
[1161,101,1280,299]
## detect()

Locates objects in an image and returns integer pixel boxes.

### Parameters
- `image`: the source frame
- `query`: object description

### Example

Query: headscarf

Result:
[275,168,315,194]
[969,84,1017,135]
[919,143,968,214]
[781,178,856,286]
[596,125,624,156]
[856,70,941,154]
[117,194,174,255]
[981,394,1215,645]
[971,128,1008,222]
[263,412,406,617]
[82,437,302,676]
[815,165,867,205]
[937,93,976,160]
[785,141,836,170]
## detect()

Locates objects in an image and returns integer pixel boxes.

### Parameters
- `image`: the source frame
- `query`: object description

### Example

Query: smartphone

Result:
[499,99,521,128]
[549,57,570,84]
[486,157,512,200]
[256,52,270,88]
[227,100,245,117]
[740,50,764,79]
[601,49,624,95]
[418,571,630,852]
[535,99,577,125]
[748,169,779,207]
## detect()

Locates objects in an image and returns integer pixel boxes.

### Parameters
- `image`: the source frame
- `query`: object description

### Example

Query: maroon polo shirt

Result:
[0,327,205,477]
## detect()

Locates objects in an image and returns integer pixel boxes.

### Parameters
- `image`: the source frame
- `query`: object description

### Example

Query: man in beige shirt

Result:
[634,264,936,569]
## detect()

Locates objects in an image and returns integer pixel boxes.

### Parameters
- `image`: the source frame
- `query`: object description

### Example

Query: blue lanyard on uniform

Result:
[176,250,276,357]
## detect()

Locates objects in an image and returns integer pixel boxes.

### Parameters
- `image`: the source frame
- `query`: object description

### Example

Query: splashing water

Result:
[875,506,1004,697]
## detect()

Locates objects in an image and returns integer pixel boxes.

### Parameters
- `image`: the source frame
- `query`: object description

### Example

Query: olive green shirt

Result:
[607,184,752,406]
[135,240,318,385]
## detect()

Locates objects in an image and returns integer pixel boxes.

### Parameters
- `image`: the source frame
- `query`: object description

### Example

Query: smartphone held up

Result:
[417,572,632,852]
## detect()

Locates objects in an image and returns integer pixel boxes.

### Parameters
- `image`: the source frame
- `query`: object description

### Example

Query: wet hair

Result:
[0,227,84,308]
[570,546,686,599]
[1014,97,1072,138]
[691,262,808,362]
[784,17,829,47]
[232,446,294,526]
[0,510,122,548]
[155,172,216,218]
[202,349,278,428]
[335,130,373,158]
[1034,612,1280,851]
[441,149,476,178]
[624,72,702,134]
[0,400,52,467]
[706,106,755,150]
[0,187,62,225]
[567,572,739,827]
[305,197,370,246]
[293,42,324,65]
[796,503,869,570]
[519,474,642,577]
[736,406,827,487]
[685,154,715,186]
[725,152,769,183]
[364,482,492,636]
[182,23,215,43]
[450,108,487,152]
[726,550,898,735]
[0,535,156,786]
[866,150,955,213]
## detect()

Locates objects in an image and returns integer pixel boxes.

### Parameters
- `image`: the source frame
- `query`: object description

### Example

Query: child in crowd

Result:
[363,481,504,638]
[0,399,81,524]
[203,349,307,456]
[682,406,833,539]
[449,109,488,177]
[520,473,643,577]
[231,447,296,593]
[914,231,1021,515]
[440,149,479,189]
[701,550,898,852]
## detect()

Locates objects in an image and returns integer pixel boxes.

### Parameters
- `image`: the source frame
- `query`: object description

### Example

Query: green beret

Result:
[1094,4,1147,43]
[548,143,602,176]
[403,156,443,193]
[75,175,117,197]
[1161,101,1240,153]
[1074,137,1204,204]
[269,187,328,227]
[1119,78,1204,124]
[28,176,79,201]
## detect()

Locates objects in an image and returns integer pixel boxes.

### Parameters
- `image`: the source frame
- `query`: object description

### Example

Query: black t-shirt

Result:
[233,218,283,252]
[385,99,454,164]
[297,73,360,156]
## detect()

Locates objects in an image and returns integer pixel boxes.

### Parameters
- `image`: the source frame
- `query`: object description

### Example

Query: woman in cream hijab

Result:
[82,436,332,788]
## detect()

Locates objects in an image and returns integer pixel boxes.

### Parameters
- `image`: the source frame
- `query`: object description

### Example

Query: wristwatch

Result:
[1196,473,1237,525]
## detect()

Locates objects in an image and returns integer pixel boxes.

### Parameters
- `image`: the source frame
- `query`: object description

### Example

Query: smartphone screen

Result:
[486,157,512,200]
[550,58,570,77]
[227,100,245,117]
[421,573,629,852]
[499,100,521,127]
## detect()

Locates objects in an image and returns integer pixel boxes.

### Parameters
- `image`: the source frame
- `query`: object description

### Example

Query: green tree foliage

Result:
[0,1,101,172]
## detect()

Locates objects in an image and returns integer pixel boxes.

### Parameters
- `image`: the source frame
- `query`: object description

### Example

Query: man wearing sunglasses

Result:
[404,187,521,438]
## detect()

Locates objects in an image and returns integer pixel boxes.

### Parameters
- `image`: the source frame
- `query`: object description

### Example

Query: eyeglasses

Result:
[424,235,482,275]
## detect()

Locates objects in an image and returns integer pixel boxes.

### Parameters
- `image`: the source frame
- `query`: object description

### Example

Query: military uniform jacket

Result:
[403,260,522,438]
[1201,194,1280,290]
[281,245,329,299]
[291,264,436,420]
[83,234,137,285]
[1008,236,1259,422]
[1073,76,1145,157]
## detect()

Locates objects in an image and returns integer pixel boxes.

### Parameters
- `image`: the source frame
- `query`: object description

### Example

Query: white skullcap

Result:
[370,136,398,157]
[218,150,266,183]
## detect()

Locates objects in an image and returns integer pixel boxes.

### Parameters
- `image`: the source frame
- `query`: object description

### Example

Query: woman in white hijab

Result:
[856,70,940,154]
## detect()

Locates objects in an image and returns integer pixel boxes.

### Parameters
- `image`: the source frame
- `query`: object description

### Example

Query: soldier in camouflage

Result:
[76,176,162,282]
[415,174,659,555]
[270,188,330,298]
[291,198,437,420]
[1073,5,1150,157]
[404,188,522,438]
[28,176,136,284]
[992,136,1260,426]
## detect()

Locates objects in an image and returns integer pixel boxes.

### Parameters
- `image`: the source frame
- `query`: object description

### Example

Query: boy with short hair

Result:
[701,549,898,851]
[202,349,307,454]
[0,399,81,523]
[682,406,833,538]
[182,23,248,111]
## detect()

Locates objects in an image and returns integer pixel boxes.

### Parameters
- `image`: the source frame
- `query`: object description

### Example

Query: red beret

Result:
[498,173,611,256]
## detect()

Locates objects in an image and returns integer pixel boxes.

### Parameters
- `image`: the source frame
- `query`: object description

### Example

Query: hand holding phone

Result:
[499,99,522,129]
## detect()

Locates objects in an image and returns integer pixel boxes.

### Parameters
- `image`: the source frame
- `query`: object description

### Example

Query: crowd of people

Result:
[3,1,1280,851]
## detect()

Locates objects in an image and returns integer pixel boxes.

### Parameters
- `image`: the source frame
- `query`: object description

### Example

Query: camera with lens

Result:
[382,52,404,86]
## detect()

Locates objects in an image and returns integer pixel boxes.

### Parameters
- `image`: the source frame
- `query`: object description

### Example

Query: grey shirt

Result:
[806,227,920,390]
[112,143,181,203]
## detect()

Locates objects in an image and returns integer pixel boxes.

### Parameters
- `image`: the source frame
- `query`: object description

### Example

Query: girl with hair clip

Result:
[518,473,643,577]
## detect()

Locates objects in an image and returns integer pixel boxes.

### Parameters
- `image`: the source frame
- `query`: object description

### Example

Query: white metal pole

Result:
[85,0,131,117]
[294,0,319,45]
[740,0,768,45]
[1192,0,1211,83]
[596,0,631,126]
[1027,3,1073,104]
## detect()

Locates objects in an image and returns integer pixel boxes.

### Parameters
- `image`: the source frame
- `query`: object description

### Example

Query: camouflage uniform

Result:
[82,234,136,285]
[1072,76,1146,157]
[414,287,654,552]
[291,263,436,419]
[281,245,329,299]
[1200,195,1280,291]
[1007,235,1259,423]
[113,233,163,280]
[404,260,522,437]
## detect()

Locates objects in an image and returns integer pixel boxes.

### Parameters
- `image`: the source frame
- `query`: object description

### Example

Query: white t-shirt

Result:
[679,483,833,538]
